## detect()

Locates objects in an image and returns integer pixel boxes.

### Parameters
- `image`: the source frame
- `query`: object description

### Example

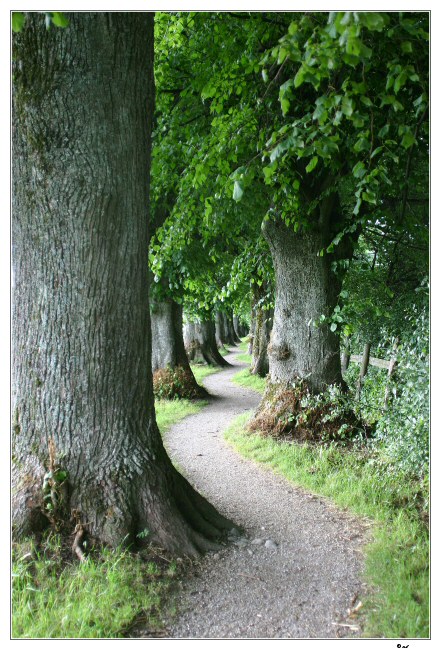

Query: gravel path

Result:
[162,348,367,639]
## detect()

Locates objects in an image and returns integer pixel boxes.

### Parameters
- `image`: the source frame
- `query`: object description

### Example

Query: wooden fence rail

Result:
[342,339,399,407]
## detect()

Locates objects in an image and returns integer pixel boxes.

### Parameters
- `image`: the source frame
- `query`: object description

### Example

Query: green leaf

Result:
[370,146,383,159]
[51,12,69,28]
[352,161,366,179]
[401,41,413,53]
[278,47,288,64]
[306,156,318,173]
[294,66,305,88]
[330,322,338,332]
[360,12,386,32]
[401,132,417,149]
[233,181,244,202]
[12,12,25,33]
[362,190,376,204]
[281,98,290,115]
[341,95,354,117]
[353,137,370,153]
[353,197,362,215]
[394,71,407,94]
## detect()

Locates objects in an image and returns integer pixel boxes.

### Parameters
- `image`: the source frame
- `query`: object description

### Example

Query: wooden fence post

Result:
[356,343,371,399]
[383,338,399,408]
[341,338,351,373]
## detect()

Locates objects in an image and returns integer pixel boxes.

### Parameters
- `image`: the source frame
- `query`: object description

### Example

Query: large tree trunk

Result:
[233,316,246,339]
[248,302,256,356]
[217,311,236,347]
[151,285,207,398]
[226,312,241,345]
[11,12,231,554]
[184,319,230,367]
[261,199,347,394]
[183,321,205,363]
[251,306,273,378]
[214,311,229,351]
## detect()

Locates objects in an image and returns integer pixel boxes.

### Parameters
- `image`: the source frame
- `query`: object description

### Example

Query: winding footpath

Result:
[162,348,367,639]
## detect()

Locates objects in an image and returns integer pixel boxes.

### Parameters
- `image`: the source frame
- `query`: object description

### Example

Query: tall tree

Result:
[153,12,428,398]
[12,12,230,553]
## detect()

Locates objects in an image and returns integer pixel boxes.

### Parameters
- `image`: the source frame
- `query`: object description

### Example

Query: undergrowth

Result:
[249,380,371,444]
[153,365,207,400]
[224,412,429,639]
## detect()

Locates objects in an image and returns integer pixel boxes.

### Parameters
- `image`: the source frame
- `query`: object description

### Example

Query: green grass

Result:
[155,397,207,433]
[190,363,222,384]
[12,535,177,638]
[231,367,266,394]
[231,338,266,392]
[224,412,429,639]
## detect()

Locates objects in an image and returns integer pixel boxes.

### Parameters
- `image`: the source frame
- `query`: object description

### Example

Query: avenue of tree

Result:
[12,12,429,552]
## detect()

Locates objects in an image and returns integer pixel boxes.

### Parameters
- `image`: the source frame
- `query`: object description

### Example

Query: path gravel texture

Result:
[162,348,368,639]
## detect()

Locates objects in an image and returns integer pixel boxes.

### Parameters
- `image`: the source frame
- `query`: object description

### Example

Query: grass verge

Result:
[155,397,207,433]
[224,411,429,639]
[231,368,266,394]
[12,534,178,638]
[190,363,222,385]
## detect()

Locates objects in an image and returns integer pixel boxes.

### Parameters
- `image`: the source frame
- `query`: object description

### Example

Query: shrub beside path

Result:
[162,348,368,639]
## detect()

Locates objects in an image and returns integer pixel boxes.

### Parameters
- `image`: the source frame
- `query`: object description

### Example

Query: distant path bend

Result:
[162,348,367,639]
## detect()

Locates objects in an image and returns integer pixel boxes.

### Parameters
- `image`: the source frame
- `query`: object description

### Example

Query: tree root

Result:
[72,523,87,563]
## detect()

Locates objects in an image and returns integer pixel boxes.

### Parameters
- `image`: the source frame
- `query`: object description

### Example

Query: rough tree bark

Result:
[247,304,256,356]
[226,311,241,345]
[184,319,230,367]
[251,292,273,378]
[216,311,236,347]
[11,12,231,554]
[261,195,351,394]
[233,315,246,339]
[214,311,229,351]
[151,281,206,397]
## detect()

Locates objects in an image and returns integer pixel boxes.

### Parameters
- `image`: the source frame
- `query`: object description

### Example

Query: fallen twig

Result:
[238,572,261,581]
[72,524,87,563]
[331,622,359,631]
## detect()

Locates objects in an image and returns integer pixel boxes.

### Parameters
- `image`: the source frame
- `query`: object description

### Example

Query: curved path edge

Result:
[162,348,368,639]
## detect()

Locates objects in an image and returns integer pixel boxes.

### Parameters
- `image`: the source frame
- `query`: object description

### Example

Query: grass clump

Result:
[155,398,207,433]
[12,533,178,639]
[232,368,266,394]
[190,363,221,384]
[224,412,429,639]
